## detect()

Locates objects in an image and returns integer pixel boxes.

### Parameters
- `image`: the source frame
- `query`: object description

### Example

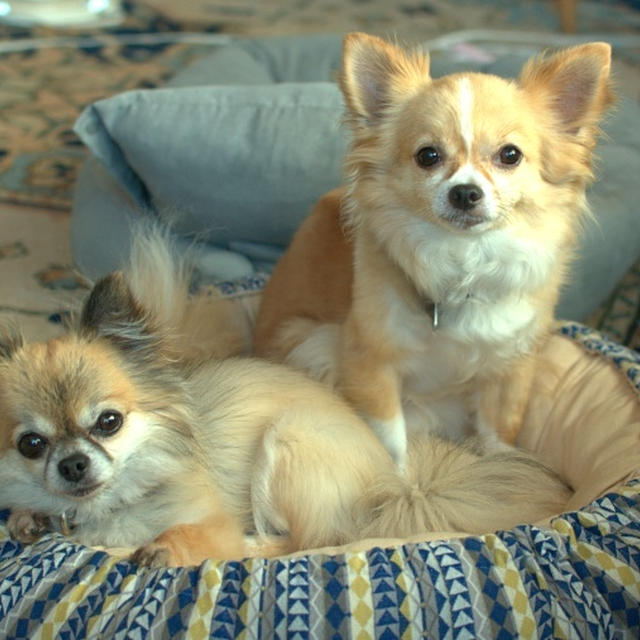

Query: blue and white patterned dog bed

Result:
[1,322,639,639]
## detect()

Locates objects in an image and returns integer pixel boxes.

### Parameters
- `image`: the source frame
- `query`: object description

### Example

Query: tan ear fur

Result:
[80,272,159,357]
[340,32,431,122]
[0,325,23,359]
[519,42,615,135]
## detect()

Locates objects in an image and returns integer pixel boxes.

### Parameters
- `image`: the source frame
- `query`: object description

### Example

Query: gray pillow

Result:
[72,35,640,320]
[74,82,347,248]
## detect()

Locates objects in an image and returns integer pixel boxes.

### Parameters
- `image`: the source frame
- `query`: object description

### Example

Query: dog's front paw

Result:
[7,510,52,543]
[130,543,174,568]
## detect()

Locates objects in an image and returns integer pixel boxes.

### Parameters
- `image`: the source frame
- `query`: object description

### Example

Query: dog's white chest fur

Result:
[377,218,552,436]
[394,293,538,396]
[390,299,536,439]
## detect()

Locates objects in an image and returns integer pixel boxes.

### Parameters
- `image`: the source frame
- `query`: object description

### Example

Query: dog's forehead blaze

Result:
[0,337,135,433]
[397,73,537,158]
[393,81,461,158]
[465,75,542,152]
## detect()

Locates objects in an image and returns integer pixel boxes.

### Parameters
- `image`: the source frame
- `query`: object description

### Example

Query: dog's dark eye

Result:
[498,144,522,166]
[93,410,123,436]
[415,146,441,168]
[17,433,48,459]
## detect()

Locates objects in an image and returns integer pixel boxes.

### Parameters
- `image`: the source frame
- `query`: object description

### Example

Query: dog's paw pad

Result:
[130,544,173,568]
[7,510,51,543]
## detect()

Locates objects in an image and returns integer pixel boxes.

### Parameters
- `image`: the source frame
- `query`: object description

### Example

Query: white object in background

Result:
[0,0,123,27]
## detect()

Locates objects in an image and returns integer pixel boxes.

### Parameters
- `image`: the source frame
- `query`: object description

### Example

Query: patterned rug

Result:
[1,0,640,343]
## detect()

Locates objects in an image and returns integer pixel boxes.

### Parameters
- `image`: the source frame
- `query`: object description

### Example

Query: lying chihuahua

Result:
[0,228,570,566]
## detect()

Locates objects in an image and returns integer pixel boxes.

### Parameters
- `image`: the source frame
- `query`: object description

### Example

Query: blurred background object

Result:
[0,0,123,27]
[557,0,578,32]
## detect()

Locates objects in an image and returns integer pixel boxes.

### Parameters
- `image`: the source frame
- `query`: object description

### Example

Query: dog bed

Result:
[2,35,640,638]
[1,323,640,638]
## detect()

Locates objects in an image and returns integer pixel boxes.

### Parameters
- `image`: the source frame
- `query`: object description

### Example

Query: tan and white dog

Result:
[254,33,615,468]
[0,229,570,566]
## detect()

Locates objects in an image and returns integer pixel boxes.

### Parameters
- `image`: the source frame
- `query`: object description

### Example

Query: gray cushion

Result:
[74,82,346,248]
[71,34,640,320]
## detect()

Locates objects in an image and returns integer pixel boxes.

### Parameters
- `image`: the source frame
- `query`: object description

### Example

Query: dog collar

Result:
[425,300,439,329]
[424,292,475,329]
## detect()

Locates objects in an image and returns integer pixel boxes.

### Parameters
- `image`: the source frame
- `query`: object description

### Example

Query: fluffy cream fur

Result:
[0,227,570,566]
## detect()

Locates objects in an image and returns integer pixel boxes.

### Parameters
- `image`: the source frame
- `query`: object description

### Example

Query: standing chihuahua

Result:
[254,33,615,468]
[0,229,570,566]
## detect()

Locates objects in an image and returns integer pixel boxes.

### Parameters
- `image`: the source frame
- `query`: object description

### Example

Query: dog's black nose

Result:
[448,183,484,210]
[58,453,90,483]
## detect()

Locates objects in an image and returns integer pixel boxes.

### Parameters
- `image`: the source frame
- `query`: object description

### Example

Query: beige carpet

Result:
[1,204,81,342]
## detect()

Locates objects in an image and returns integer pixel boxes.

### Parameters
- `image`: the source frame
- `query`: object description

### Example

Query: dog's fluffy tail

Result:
[124,224,252,361]
[359,437,571,538]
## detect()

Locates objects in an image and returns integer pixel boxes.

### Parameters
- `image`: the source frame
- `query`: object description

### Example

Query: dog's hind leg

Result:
[250,407,391,552]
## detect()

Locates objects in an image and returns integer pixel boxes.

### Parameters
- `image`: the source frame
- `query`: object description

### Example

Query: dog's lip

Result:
[65,484,103,498]
[442,211,487,230]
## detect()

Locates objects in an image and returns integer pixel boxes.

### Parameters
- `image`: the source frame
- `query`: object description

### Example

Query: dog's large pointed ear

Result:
[340,32,431,123]
[80,272,158,356]
[519,43,614,136]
